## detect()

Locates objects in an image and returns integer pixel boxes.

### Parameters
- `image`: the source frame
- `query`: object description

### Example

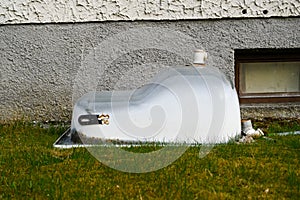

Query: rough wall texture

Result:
[0,0,299,24]
[0,17,300,122]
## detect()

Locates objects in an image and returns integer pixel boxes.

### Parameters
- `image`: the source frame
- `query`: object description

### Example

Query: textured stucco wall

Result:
[0,17,300,122]
[0,0,299,24]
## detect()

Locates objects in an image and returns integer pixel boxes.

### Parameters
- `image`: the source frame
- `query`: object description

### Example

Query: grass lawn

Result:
[0,120,299,199]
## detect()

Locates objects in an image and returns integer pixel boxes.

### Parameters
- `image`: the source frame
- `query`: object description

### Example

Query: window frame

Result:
[235,49,300,104]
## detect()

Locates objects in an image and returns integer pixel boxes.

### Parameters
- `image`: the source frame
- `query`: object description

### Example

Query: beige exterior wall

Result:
[0,0,299,24]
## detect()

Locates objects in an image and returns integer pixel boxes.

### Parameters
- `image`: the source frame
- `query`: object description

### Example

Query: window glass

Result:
[240,62,300,93]
[235,48,300,103]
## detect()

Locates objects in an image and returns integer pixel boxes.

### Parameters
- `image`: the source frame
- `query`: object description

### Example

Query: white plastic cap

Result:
[193,49,207,66]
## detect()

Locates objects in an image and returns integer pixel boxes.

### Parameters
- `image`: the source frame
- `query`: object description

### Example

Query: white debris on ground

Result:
[244,128,264,138]
[238,135,255,143]
[237,119,265,144]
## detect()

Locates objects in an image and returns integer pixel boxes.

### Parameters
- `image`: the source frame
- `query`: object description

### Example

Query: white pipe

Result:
[193,49,207,66]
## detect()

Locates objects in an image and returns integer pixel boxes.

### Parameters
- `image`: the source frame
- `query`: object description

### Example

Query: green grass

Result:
[0,121,299,199]
[252,118,300,135]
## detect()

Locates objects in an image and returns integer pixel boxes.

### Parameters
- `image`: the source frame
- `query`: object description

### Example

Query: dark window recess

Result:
[235,49,300,103]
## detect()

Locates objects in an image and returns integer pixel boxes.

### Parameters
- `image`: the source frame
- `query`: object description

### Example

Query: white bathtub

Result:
[71,65,241,144]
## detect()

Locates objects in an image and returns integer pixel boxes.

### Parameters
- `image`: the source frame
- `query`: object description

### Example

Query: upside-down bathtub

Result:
[71,70,240,144]
[54,52,241,147]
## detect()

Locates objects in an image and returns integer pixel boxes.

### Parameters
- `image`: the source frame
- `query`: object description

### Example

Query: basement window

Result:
[235,49,300,103]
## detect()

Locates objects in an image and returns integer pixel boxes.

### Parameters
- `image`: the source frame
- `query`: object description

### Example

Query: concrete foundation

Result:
[0,17,299,122]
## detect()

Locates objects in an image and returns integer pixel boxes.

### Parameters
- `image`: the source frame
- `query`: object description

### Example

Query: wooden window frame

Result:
[235,48,300,104]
